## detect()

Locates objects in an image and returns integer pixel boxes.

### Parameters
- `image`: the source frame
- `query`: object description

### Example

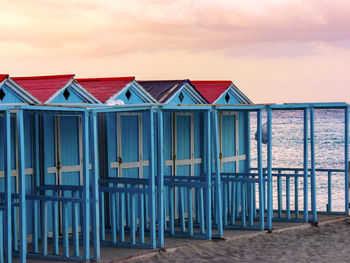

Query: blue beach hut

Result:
[138,80,221,242]
[77,77,158,249]
[11,75,101,262]
[192,81,263,231]
[0,75,40,263]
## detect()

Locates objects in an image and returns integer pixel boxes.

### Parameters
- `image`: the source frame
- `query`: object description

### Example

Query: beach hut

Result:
[0,75,40,262]
[10,75,101,261]
[76,77,159,249]
[138,80,221,242]
[191,81,263,230]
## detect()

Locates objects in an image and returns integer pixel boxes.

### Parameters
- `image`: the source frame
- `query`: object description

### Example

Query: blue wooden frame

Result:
[159,105,215,240]
[214,105,268,231]
[0,107,12,263]
[10,105,98,262]
[250,102,349,225]
[92,105,158,249]
[1,101,348,262]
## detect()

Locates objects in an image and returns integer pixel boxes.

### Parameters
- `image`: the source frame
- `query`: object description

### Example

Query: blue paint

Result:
[212,110,223,237]
[266,107,272,230]
[167,88,201,105]
[17,110,27,263]
[157,110,165,247]
[310,107,317,222]
[303,108,309,222]
[0,82,27,103]
[257,109,264,230]
[91,112,100,260]
[345,106,349,215]
[50,86,88,104]
[215,89,241,104]
[4,110,12,263]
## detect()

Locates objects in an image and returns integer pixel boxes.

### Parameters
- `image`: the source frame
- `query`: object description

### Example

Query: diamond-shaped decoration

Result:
[125,90,132,100]
[179,92,184,102]
[63,88,70,100]
[0,89,5,101]
[225,93,230,103]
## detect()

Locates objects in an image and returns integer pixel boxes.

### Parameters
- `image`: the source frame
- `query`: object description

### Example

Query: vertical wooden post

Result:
[257,109,264,230]
[266,107,273,230]
[4,110,12,263]
[149,108,156,248]
[91,111,100,261]
[82,111,90,260]
[295,170,299,219]
[212,109,223,237]
[204,110,212,239]
[303,108,309,222]
[310,107,317,222]
[33,113,39,253]
[345,105,349,215]
[327,171,332,212]
[17,109,27,263]
[157,109,165,247]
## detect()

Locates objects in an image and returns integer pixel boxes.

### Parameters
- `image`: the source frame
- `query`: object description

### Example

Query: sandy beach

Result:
[132,219,350,263]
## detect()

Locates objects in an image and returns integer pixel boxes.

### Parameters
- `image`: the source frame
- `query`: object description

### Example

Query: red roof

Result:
[191,80,232,103]
[76,77,135,103]
[12,74,74,103]
[0,74,9,83]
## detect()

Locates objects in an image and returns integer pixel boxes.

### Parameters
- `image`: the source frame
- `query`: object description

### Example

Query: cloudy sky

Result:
[0,0,349,103]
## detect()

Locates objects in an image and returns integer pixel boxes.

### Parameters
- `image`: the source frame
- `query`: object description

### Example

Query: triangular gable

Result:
[191,80,252,104]
[12,75,100,104]
[166,82,207,104]
[215,84,252,104]
[108,81,157,104]
[138,80,207,104]
[0,75,39,104]
[77,77,156,104]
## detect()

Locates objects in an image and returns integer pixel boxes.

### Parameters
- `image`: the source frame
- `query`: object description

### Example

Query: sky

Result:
[0,0,349,103]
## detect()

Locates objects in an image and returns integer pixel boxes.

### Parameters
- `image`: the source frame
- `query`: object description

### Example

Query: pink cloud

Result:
[1,0,350,57]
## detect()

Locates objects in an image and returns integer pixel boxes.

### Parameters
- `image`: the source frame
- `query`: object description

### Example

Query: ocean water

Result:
[249,109,348,212]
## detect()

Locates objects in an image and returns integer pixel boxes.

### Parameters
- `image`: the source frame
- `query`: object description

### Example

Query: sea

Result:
[249,109,347,213]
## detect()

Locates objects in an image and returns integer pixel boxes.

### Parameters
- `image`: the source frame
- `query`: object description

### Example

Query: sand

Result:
[132,220,350,263]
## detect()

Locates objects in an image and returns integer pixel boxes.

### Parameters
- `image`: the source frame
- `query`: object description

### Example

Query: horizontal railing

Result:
[250,167,347,216]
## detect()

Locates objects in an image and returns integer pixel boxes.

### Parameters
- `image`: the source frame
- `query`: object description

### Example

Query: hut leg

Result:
[205,110,212,239]
[17,109,27,263]
[4,110,12,263]
[310,107,317,223]
[303,108,309,222]
[212,110,223,237]
[82,111,90,260]
[91,112,100,260]
[157,110,165,247]
[257,109,264,230]
[266,107,273,230]
[345,106,349,215]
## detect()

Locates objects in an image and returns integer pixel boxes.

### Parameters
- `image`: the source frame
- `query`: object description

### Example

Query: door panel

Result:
[60,116,81,186]
[119,115,139,179]
[175,115,191,177]
[220,113,238,172]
